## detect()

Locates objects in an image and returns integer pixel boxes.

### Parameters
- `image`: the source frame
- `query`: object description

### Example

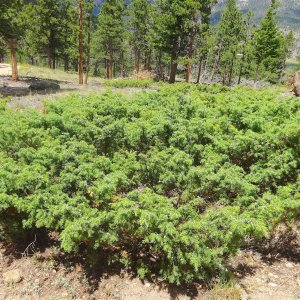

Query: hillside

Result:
[95,0,299,29]
[212,0,300,29]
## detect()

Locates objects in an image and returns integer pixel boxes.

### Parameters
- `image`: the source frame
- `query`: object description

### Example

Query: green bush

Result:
[103,78,155,88]
[0,85,299,284]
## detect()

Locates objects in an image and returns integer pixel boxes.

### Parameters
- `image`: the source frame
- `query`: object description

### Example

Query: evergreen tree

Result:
[209,0,244,85]
[23,0,78,69]
[152,0,215,83]
[93,0,126,79]
[252,0,285,83]
[185,0,216,82]
[129,0,152,73]
[84,0,96,84]
[0,38,5,63]
[78,0,84,84]
[0,0,23,81]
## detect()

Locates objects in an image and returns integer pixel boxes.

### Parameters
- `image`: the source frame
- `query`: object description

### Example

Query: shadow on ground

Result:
[1,230,199,300]
[0,76,73,97]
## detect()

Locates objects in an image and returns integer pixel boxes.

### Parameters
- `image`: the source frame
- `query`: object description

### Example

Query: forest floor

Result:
[0,224,299,300]
[0,64,153,111]
[1,64,300,299]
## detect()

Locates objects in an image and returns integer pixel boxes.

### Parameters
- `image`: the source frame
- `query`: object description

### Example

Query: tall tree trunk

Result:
[47,44,52,69]
[254,63,259,87]
[228,54,235,86]
[185,28,196,83]
[196,58,203,84]
[169,49,178,84]
[135,48,140,73]
[156,49,163,80]
[238,53,245,85]
[85,31,91,84]
[210,49,221,82]
[8,39,18,81]
[145,50,152,71]
[120,50,125,77]
[52,51,56,69]
[78,0,84,85]
[64,57,69,72]
[107,55,113,79]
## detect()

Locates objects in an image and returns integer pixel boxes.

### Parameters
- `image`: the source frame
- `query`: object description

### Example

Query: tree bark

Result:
[78,0,84,85]
[156,49,163,80]
[196,59,203,84]
[185,28,196,83]
[52,51,56,69]
[254,63,259,87]
[210,49,221,82]
[64,57,69,72]
[85,31,91,84]
[47,45,52,69]
[145,50,152,71]
[8,39,18,81]
[135,48,140,73]
[107,55,113,79]
[169,51,178,84]
[228,54,235,86]
[120,50,125,77]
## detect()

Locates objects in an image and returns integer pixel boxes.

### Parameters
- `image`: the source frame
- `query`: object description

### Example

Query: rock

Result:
[286,262,294,268]
[268,282,278,288]
[3,269,23,283]
[293,71,300,97]
[29,80,60,92]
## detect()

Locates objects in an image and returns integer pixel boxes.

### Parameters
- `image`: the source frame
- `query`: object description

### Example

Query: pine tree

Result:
[252,0,285,83]
[185,1,216,83]
[129,0,152,73]
[152,0,215,84]
[0,37,6,63]
[93,0,126,79]
[209,0,244,85]
[78,0,84,84]
[0,0,23,81]
[84,0,95,84]
[23,0,78,69]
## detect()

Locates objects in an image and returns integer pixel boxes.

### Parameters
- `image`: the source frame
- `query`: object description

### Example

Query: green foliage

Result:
[103,79,155,88]
[21,0,78,67]
[0,85,299,284]
[92,0,126,78]
[252,0,286,82]
[211,0,245,85]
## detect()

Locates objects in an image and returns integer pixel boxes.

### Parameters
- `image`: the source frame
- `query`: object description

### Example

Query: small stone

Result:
[3,269,23,283]
[268,273,278,279]
[268,283,278,288]
[145,283,151,288]
[286,262,293,268]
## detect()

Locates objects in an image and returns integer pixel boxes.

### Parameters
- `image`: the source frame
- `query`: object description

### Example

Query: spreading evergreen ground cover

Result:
[0,84,299,284]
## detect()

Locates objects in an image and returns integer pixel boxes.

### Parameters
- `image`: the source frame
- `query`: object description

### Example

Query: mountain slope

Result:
[212,0,300,29]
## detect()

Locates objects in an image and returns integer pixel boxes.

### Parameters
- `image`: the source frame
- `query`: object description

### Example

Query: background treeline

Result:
[0,0,297,84]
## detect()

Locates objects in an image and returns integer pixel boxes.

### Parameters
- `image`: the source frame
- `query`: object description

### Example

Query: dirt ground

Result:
[0,64,153,112]
[1,225,300,300]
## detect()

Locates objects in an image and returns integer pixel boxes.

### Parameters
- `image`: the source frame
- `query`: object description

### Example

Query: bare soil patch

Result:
[1,225,300,300]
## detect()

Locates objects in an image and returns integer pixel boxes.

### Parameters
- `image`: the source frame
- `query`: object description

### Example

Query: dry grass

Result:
[131,70,154,80]
[204,284,242,300]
